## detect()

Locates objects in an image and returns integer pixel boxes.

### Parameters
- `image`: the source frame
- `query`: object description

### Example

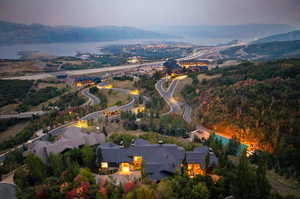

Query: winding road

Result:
[81,88,101,106]
[155,77,193,124]
[0,84,138,163]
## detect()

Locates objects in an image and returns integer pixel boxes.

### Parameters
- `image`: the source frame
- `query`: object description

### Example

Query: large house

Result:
[96,139,218,181]
[178,59,211,71]
[28,126,105,163]
[186,146,218,177]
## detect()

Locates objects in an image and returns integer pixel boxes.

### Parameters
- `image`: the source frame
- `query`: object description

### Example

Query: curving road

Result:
[0,85,139,163]
[155,77,193,123]
[81,88,100,106]
[155,78,181,115]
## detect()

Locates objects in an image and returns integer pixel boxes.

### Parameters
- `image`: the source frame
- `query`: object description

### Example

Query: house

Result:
[103,106,121,117]
[178,59,211,71]
[0,183,16,199]
[96,139,218,181]
[74,77,102,87]
[28,126,105,163]
[186,146,218,177]
[96,139,185,181]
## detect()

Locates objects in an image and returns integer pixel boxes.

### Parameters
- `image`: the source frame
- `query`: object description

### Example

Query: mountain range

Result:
[148,24,296,40]
[0,21,172,46]
[252,30,300,44]
[0,21,299,46]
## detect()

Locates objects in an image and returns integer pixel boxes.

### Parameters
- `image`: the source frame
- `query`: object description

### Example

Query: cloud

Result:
[0,0,299,27]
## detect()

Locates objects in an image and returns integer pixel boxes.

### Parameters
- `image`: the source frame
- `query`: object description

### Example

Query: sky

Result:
[0,0,300,27]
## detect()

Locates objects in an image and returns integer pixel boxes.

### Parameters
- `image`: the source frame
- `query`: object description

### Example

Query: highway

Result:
[0,111,47,119]
[3,61,164,80]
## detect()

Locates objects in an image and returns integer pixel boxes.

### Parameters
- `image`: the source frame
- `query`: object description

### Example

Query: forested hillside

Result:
[220,40,300,60]
[182,59,300,179]
[0,21,170,45]
[253,30,300,44]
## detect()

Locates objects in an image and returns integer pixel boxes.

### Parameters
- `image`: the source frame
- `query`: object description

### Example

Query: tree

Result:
[156,180,173,199]
[14,167,30,189]
[232,151,258,199]
[81,145,95,169]
[191,182,210,199]
[227,136,241,156]
[25,154,48,184]
[102,126,108,137]
[256,159,271,199]
[48,154,64,176]
[136,185,155,199]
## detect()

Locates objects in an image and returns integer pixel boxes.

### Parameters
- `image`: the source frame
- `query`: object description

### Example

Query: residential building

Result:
[28,126,105,163]
[96,139,218,181]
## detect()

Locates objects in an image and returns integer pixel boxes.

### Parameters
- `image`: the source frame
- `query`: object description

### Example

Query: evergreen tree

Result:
[256,159,271,199]
[48,154,64,176]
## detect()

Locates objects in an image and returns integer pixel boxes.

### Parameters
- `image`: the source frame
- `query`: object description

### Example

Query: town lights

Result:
[131,106,145,114]
[75,120,88,128]
[130,90,140,95]
[97,84,113,89]
[170,98,177,104]
[176,75,187,80]
[101,162,108,169]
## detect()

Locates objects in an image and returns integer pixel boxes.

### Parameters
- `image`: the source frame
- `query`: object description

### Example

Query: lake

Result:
[0,38,230,59]
[0,39,172,59]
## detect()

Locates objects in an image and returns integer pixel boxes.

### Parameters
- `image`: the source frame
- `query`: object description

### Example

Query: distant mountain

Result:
[253,30,300,44]
[220,40,300,61]
[148,24,296,40]
[0,21,173,46]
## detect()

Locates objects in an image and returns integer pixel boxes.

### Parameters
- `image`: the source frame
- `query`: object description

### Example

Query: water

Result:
[0,39,175,59]
[0,38,229,59]
[214,134,248,153]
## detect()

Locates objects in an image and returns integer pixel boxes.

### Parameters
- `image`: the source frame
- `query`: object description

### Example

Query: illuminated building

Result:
[96,139,218,181]
[130,89,140,96]
[101,162,108,169]
[120,162,131,173]
[74,77,102,87]
[97,83,113,89]
[75,120,88,128]
[103,106,121,117]
[133,156,143,170]
[178,59,210,70]
[185,146,218,178]
[131,106,145,114]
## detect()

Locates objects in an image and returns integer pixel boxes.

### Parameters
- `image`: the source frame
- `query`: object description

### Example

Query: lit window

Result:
[133,156,143,170]
[101,162,108,169]
[120,162,130,173]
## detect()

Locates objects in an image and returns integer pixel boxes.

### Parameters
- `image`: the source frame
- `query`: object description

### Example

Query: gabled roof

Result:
[0,183,16,199]
[186,146,218,169]
[29,126,105,163]
[97,139,185,180]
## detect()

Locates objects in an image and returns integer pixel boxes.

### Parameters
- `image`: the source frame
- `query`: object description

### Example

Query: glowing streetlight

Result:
[130,89,140,96]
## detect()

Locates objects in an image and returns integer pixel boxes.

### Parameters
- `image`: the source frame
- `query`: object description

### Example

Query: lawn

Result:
[0,121,30,143]
[103,89,131,107]
[110,80,135,90]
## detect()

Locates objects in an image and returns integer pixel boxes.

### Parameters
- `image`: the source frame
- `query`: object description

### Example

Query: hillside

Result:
[253,30,300,44]
[182,59,300,179]
[0,21,172,46]
[220,40,300,60]
[149,24,295,40]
